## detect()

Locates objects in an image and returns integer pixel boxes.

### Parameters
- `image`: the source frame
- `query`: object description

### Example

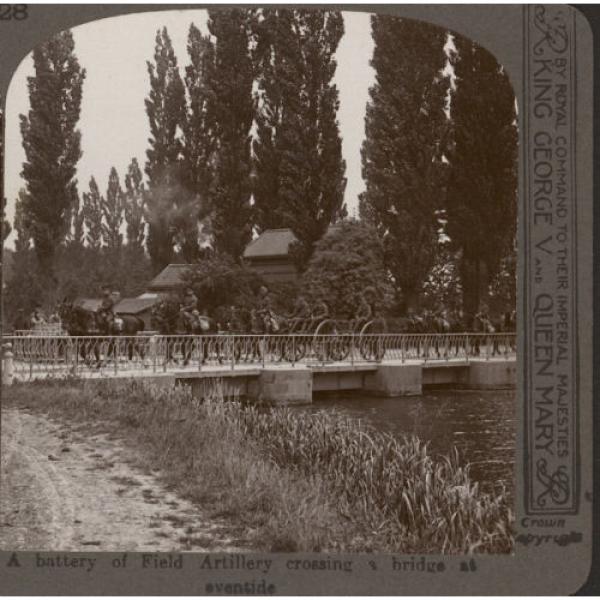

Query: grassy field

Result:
[3,379,513,553]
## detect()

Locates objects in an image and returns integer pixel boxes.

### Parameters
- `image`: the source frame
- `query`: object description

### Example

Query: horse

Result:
[151,301,217,366]
[96,311,146,363]
[58,301,103,367]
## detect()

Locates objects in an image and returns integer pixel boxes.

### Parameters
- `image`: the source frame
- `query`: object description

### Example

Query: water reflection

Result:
[302,389,515,500]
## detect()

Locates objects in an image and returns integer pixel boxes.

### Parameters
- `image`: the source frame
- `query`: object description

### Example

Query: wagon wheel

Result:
[359,318,388,361]
[327,320,351,362]
[313,319,337,361]
[282,335,308,362]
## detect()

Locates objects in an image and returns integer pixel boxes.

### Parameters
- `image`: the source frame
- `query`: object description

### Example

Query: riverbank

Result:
[2,379,513,553]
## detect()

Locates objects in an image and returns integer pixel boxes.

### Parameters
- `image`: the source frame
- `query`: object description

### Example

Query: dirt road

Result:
[0,408,245,552]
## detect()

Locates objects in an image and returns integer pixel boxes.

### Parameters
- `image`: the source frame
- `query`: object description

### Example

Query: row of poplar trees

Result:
[142,8,348,272]
[8,10,516,318]
[360,17,517,315]
[10,8,348,282]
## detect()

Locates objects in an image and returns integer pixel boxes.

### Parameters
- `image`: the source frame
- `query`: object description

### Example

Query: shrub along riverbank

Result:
[3,379,513,553]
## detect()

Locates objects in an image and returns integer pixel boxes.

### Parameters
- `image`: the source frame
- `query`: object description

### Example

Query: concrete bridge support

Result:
[248,366,313,405]
[363,361,422,397]
[467,359,517,389]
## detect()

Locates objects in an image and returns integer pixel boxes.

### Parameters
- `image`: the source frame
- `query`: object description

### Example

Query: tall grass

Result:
[230,404,513,553]
[4,378,513,553]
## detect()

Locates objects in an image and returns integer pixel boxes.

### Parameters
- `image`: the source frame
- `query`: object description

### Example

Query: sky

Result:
[3,9,375,249]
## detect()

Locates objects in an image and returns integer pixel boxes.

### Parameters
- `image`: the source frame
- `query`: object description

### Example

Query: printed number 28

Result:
[0,5,28,20]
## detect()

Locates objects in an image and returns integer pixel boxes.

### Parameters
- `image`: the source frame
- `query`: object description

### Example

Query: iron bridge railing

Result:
[1,332,516,382]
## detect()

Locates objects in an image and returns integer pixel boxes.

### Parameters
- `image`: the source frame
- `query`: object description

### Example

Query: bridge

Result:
[2,332,516,403]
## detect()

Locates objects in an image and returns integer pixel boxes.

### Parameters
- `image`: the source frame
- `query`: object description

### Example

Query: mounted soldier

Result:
[227,305,244,333]
[97,286,116,331]
[352,291,372,332]
[257,285,278,333]
[30,306,46,330]
[474,303,495,333]
[180,287,199,332]
[286,295,311,332]
[309,298,330,331]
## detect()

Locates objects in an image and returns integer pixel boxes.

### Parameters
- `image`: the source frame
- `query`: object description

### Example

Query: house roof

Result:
[114,297,160,315]
[243,229,298,260]
[148,264,190,290]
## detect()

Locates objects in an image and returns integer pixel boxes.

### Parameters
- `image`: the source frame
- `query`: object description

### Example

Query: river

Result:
[305,389,516,500]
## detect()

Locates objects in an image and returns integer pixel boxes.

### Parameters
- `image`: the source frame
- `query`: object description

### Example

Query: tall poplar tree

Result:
[360,16,448,312]
[19,30,85,272]
[180,23,216,260]
[101,167,124,252]
[253,9,347,267]
[82,177,103,251]
[445,36,517,317]
[69,190,84,247]
[207,8,255,261]
[0,108,11,243]
[144,27,186,272]
[124,158,146,252]
[13,189,31,253]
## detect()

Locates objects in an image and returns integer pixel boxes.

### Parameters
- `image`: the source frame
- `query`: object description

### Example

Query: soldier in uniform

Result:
[257,286,276,332]
[180,288,199,331]
[286,295,311,332]
[353,292,373,332]
[227,306,243,333]
[309,298,330,331]
[475,302,494,333]
[30,306,46,329]
[97,286,116,332]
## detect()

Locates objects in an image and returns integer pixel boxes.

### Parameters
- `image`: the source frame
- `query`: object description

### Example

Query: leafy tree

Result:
[2,198,11,243]
[101,167,124,251]
[4,190,40,325]
[19,30,85,272]
[123,158,146,251]
[360,16,448,313]
[182,253,265,317]
[301,220,394,319]
[445,36,517,317]
[253,9,347,267]
[13,189,31,253]
[421,246,462,314]
[82,177,103,250]
[0,107,11,243]
[488,250,516,316]
[252,8,295,232]
[68,190,85,247]
[207,8,255,261]
[144,27,186,272]
[180,23,216,259]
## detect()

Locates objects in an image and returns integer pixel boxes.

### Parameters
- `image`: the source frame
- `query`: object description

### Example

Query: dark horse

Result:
[60,301,145,367]
[151,299,217,366]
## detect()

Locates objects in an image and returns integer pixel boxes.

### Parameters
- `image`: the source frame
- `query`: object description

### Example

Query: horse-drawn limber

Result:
[6,293,515,378]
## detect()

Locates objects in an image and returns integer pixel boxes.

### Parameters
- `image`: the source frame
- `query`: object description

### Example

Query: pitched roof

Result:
[243,229,298,259]
[148,264,190,290]
[114,297,160,315]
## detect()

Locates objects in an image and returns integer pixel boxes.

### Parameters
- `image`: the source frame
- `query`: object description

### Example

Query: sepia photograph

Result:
[1,5,522,557]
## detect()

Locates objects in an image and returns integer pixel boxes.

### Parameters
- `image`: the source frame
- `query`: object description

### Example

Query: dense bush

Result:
[182,254,266,316]
[301,220,394,319]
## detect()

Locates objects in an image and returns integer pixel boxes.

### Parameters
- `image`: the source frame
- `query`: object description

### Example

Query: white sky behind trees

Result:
[3,9,376,249]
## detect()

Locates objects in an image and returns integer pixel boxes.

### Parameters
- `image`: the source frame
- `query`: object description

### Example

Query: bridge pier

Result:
[363,361,422,397]
[249,366,313,405]
[466,359,516,389]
